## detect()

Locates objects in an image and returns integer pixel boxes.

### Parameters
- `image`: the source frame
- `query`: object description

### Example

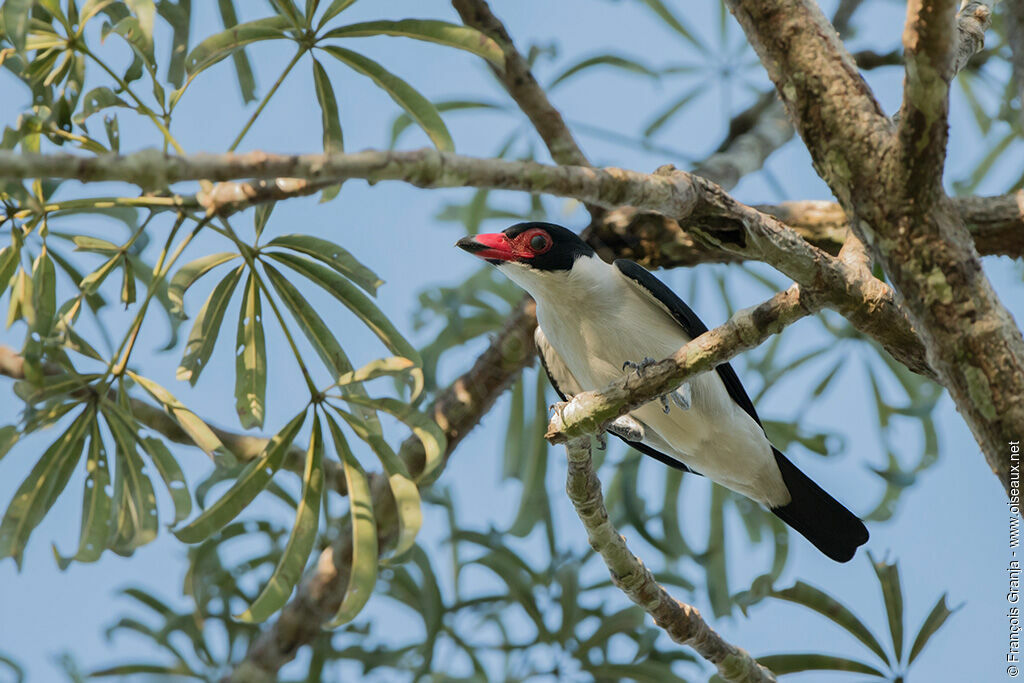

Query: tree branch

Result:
[586,192,1024,268]
[0,147,932,379]
[563,437,777,682]
[546,286,812,443]
[725,0,1024,493]
[451,0,590,169]
[898,0,959,204]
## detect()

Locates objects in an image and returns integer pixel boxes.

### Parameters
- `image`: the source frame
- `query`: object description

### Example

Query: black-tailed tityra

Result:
[457,222,868,562]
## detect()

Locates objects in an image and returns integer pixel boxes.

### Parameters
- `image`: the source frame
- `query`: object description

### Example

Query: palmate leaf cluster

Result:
[0,0,492,627]
[79,467,956,682]
[0,0,1017,678]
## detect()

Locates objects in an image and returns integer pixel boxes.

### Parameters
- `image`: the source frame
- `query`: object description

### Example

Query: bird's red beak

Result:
[455,233,520,262]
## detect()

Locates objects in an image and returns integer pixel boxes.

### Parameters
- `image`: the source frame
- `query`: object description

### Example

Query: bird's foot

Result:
[622,357,658,377]
[623,358,690,413]
[607,414,645,441]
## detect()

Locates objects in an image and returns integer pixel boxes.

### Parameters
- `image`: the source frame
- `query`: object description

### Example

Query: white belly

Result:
[536,278,788,506]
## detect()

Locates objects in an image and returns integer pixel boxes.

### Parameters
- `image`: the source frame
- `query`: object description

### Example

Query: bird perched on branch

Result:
[457,222,868,562]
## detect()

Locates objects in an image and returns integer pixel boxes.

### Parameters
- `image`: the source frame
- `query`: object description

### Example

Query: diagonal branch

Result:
[0,147,932,378]
[564,437,777,682]
[451,0,591,169]
[725,0,1024,494]
[546,286,812,443]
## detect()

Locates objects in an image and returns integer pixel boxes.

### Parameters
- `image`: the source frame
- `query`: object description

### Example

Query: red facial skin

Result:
[466,229,552,262]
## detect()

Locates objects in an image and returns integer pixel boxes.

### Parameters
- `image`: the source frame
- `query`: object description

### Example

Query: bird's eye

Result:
[529,233,549,251]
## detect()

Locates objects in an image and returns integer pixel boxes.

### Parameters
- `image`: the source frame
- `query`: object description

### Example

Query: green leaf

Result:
[235,273,267,429]
[639,0,704,51]
[643,85,701,138]
[339,395,444,480]
[267,251,418,363]
[336,356,423,401]
[0,245,21,301]
[333,407,421,559]
[126,372,229,462]
[772,580,890,664]
[184,14,291,77]
[157,0,192,88]
[214,0,259,103]
[254,201,274,239]
[319,45,453,151]
[261,261,351,377]
[389,99,499,148]
[173,411,305,543]
[167,251,238,316]
[72,235,121,254]
[1,0,32,52]
[265,234,382,295]
[870,553,904,662]
[0,425,19,461]
[72,87,132,125]
[311,57,343,201]
[0,407,92,568]
[322,19,503,67]
[550,53,660,88]
[104,406,159,553]
[31,247,56,336]
[507,370,550,536]
[139,437,192,526]
[317,0,358,28]
[54,423,112,567]
[176,265,243,385]
[908,593,958,664]
[120,257,136,306]
[237,414,323,622]
[325,415,378,626]
[755,654,885,676]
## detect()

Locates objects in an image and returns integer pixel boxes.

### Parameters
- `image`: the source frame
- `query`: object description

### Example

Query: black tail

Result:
[770,448,868,563]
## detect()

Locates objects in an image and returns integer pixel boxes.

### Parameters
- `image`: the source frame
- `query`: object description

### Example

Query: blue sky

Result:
[0,1,1020,680]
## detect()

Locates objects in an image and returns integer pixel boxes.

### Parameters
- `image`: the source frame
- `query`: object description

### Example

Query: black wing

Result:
[613,259,762,427]
[534,326,694,474]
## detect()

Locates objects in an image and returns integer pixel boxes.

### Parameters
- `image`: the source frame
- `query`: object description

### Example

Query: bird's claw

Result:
[549,401,569,423]
[622,357,658,377]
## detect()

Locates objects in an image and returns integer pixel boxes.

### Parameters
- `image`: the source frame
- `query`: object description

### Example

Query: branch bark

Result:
[724,0,1024,492]
[586,192,1024,268]
[564,437,777,682]
[0,147,934,378]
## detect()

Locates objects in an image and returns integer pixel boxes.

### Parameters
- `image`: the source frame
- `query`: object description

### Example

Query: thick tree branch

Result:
[898,0,959,204]
[563,437,777,682]
[725,0,1024,492]
[0,148,932,378]
[587,192,1024,268]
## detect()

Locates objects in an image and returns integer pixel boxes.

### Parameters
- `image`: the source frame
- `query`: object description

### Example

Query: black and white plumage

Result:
[457,222,868,562]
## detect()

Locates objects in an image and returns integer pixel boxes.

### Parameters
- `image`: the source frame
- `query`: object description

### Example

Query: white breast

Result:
[523,256,788,506]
